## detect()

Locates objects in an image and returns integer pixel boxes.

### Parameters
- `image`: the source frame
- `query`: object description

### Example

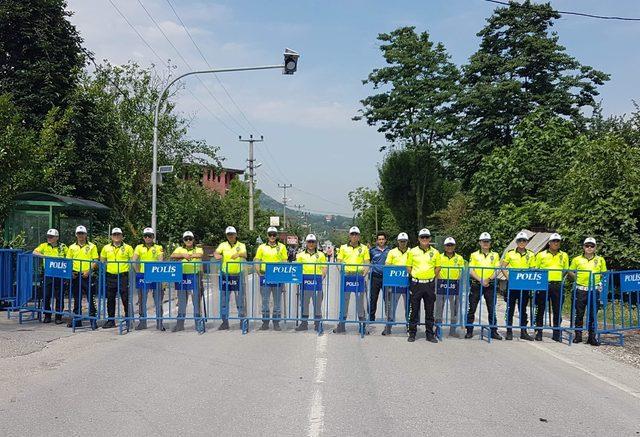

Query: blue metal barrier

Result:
[0,249,21,312]
[4,252,634,346]
[596,270,640,345]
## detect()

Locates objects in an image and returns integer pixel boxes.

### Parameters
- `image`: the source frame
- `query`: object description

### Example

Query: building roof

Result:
[13,192,110,211]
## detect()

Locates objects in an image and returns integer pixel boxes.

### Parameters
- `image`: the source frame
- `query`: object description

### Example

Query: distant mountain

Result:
[258,192,352,240]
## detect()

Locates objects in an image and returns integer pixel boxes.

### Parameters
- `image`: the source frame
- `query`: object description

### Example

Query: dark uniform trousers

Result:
[106,272,129,319]
[505,288,530,329]
[408,280,436,335]
[535,281,562,333]
[369,273,384,321]
[466,280,497,332]
[71,273,97,318]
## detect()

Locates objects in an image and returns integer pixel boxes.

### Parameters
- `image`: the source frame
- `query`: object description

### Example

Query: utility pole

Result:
[278,183,293,230]
[239,135,264,231]
[294,204,305,220]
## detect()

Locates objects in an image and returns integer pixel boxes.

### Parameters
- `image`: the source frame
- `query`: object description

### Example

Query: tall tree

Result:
[0,0,86,126]
[355,26,460,150]
[355,27,460,229]
[452,0,609,185]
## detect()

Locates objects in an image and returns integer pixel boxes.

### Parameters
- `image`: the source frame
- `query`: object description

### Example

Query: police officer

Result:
[406,228,439,343]
[466,232,502,340]
[254,226,288,331]
[132,227,165,331]
[214,226,247,330]
[369,232,390,322]
[568,237,607,346]
[534,233,569,342]
[295,234,327,332]
[434,237,465,338]
[170,231,204,333]
[66,225,99,329]
[33,228,67,324]
[334,226,370,333]
[382,232,410,336]
[501,231,536,341]
[99,228,134,329]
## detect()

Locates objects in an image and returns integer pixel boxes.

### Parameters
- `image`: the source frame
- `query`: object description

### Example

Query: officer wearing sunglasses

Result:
[568,237,607,345]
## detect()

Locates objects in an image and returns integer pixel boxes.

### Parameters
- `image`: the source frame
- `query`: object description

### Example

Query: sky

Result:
[66,0,640,217]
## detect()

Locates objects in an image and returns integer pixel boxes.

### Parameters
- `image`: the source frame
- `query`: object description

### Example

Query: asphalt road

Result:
[1,266,639,436]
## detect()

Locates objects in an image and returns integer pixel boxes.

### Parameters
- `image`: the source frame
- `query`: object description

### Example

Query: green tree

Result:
[0,0,86,126]
[470,109,575,208]
[348,187,398,243]
[552,132,640,269]
[452,0,609,185]
[354,27,460,150]
[0,94,38,220]
[355,27,460,229]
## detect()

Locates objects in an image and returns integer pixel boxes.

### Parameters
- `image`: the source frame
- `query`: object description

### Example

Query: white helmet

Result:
[111,227,123,235]
[75,225,87,234]
[225,226,237,235]
[444,237,456,245]
[305,234,317,242]
[143,227,154,235]
[584,237,597,245]
[349,226,361,234]
[549,233,562,241]
[267,226,278,234]
[46,228,59,237]
[397,232,409,241]
[182,231,194,239]
[418,228,431,237]
[479,232,491,241]
[515,231,529,241]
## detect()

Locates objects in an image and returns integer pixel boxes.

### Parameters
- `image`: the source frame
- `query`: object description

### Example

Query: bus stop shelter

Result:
[3,192,110,249]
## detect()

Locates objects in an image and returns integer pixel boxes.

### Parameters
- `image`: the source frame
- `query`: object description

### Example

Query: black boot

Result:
[135,321,147,330]
[505,329,513,340]
[260,320,270,330]
[333,322,345,333]
[552,331,561,342]
[426,332,438,343]
[573,331,583,343]
[172,320,185,332]
[587,332,600,346]
[273,321,281,331]
[464,328,474,339]
[42,314,52,324]
[534,330,543,341]
[54,315,63,325]
[295,321,309,331]
[102,320,116,329]
[218,320,229,330]
[520,330,534,341]
[491,330,503,340]
[407,333,416,342]
[382,325,392,336]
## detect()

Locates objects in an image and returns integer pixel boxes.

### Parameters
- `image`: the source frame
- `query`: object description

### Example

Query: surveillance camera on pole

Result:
[283,48,299,75]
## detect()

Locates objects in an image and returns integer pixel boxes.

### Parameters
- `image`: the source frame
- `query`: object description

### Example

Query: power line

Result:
[484,0,640,21]
[107,0,240,136]
[164,0,260,134]
[108,0,164,62]
[136,0,249,132]
[292,186,345,207]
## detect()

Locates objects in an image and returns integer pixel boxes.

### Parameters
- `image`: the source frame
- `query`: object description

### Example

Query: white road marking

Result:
[528,342,640,400]
[308,333,328,437]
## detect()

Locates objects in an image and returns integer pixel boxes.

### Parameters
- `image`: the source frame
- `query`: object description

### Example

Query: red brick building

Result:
[183,166,245,197]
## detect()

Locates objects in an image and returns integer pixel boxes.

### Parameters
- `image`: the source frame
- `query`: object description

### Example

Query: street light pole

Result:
[150,56,298,233]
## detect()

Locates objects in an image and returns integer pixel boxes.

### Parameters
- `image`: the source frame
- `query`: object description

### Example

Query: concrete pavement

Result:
[1,314,639,436]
